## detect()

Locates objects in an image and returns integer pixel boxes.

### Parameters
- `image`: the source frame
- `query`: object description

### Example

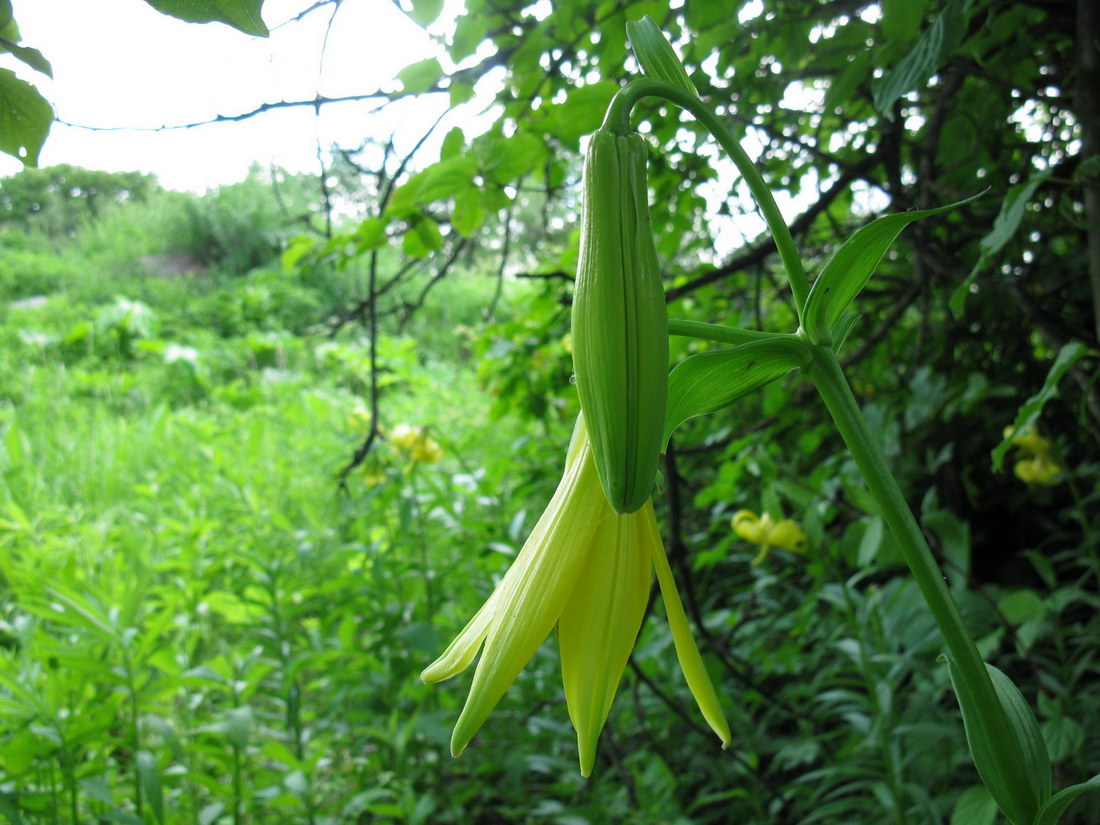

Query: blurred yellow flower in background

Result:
[390,423,444,464]
[1004,424,1061,487]
[731,510,809,566]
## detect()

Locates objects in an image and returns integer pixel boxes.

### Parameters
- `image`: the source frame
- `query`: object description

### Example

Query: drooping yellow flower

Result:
[422,415,730,776]
[731,510,809,566]
[1004,424,1052,457]
[1003,424,1062,486]
[1014,454,1061,486]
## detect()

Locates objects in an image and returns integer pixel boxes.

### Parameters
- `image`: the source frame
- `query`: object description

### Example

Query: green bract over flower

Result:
[421,415,731,776]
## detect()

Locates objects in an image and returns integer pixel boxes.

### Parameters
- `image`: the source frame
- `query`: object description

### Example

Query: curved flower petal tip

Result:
[649,507,732,749]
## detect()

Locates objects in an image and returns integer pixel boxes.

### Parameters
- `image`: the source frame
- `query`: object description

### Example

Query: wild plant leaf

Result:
[803,195,979,343]
[141,0,267,35]
[947,661,1050,825]
[950,172,1050,315]
[663,337,809,446]
[951,785,998,825]
[0,67,52,166]
[1033,774,1100,825]
[991,341,1088,471]
[873,0,971,117]
[136,751,165,824]
[0,41,52,77]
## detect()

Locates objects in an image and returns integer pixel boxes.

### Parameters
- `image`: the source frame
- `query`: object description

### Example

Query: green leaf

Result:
[408,0,443,27]
[451,187,486,237]
[1033,774,1100,825]
[402,216,442,257]
[541,82,618,143]
[387,155,478,214]
[990,341,1088,471]
[440,126,465,160]
[0,0,12,27]
[950,172,1050,315]
[450,13,489,61]
[663,337,809,446]
[354,217,388,251]
[872,0,971,117]
[397,57,442,95]
[947,661,1050,825]
[224,706,253,749]
[1041,717,1084,762]
[0,42,52,77]
[626,15,698,97]
[484,132,545,184]
[0,67,52,166]
[951,785,998,825]
[141,0,268,36]
[882,0,928,44]
[803,194,979,343]
[136,751,164,824]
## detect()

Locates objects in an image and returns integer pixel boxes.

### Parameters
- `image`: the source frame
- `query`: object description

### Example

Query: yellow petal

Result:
[559,509,651,776]
[648,506,732,749]
[449,430,606,757]
[420,588,499,684]
[731,510,770,544]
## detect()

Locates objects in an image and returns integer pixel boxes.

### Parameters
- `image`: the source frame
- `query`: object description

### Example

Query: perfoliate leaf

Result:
[142,0,268,36]
[626,15,697,97]
[663,337,809,446]
[0,68,53,166]
[873,0,970,117]
[1033,774,1100,825]
[990,341,1088,471]
[947,661,1050,825]
[803,194,979,344]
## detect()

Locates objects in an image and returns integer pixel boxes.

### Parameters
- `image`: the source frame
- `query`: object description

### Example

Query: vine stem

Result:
[603,78,810,322]
[805,344,1034,808]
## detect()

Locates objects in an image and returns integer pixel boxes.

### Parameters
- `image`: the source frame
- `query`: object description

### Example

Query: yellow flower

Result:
[422,415,730,776]
[731,510,809,566]
[1003,424,1061,486]
[1004,425,1052,457]
[390,423,444,463]
[1014,454,1061,486]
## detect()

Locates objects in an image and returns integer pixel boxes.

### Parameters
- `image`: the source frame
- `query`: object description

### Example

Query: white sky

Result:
[0,0,451,191]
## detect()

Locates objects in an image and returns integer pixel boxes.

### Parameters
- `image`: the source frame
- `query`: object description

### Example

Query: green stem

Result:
[603,79,810,320]
[805,345,1034,804]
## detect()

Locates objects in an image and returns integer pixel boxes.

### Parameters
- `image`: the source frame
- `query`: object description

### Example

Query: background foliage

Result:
[1,0,1098,823]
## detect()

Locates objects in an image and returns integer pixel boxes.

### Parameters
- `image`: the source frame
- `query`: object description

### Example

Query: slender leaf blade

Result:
[1033,775,1100,825]
[991,341,1088,471]
[803,194,978,343]
[663,338,808,446]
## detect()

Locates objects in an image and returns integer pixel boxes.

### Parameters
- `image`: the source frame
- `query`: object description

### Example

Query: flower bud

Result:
[571,129,668,515]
